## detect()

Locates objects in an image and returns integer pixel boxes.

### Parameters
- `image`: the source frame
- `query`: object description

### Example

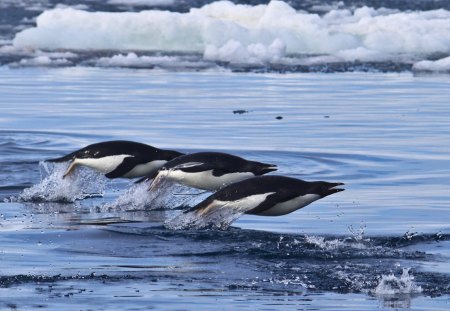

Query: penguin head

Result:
[247,161,278,176]
[316,182,345,198]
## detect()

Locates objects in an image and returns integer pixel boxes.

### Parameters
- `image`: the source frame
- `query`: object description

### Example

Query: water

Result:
[1,0,450,310]
[1,67,449,310]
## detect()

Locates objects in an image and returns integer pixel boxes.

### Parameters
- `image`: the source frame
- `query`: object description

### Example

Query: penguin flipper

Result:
[244,193,279,215]
[62,160,77,179]
[172,162,205,170]
[184,198,224,216]
[134,169,160,184]
[173,162,229,176]
[105,156,137,179]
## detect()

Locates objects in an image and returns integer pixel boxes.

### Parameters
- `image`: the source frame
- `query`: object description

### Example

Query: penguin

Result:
[47,140,183,179]
[186,175,344,217]
[140,152,277,191]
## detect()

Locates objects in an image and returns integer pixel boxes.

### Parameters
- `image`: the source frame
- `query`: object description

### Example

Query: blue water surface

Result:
[0,67,449,310]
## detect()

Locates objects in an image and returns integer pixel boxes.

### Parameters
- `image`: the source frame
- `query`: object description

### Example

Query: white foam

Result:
[102,181,154,211]
[12,1,450,64]
[18,161,107,203]
[104,175,205,212]
[269,276,309,288]
[374,268,422,296]
[413,56,450,72]
[165,205,243,230]
[305,235,367,250]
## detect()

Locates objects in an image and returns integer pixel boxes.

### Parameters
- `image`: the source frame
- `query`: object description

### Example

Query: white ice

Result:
[413,56,450,72]
[12,1,450,65]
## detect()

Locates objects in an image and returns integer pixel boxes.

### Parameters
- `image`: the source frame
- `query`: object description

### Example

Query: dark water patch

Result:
[227,61,414,74]
[1,202,449,305]
[106,225,446,262]
[417,273,450,297]
[0,273,146,288]
[376,232,450,248]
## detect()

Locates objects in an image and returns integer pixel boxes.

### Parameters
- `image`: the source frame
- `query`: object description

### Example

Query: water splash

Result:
[17,161,107,203]
[165,205,243,230]
[372,268,424,309]
[347,223,368,242]
[102,176,207,212]
[373,268,423,296]
[101,181,154,211]
[305,235,367,251]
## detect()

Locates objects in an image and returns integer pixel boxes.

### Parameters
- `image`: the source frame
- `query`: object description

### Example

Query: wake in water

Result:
[101,175,209,212]
[16,161,107,203]
[190,228,435,299]
[165,202,244,230]
[100,181,156,211]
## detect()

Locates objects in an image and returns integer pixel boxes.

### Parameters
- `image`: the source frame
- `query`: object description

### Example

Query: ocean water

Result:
[1,0,450,310]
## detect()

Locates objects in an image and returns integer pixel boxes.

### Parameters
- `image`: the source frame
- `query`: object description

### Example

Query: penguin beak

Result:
[324,183,345,196]
[260,164,278,175]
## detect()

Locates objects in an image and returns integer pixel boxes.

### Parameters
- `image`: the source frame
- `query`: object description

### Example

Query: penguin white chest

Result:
[165,170,254,191]
[229,192,276,212]
[73,155,130,174]
[198,192,275,216]
[257,194,321,216]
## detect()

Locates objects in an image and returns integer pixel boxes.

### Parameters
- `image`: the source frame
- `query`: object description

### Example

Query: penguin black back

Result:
[47,140,184,179]
[161,152,277,177]
[48,140,183,163]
